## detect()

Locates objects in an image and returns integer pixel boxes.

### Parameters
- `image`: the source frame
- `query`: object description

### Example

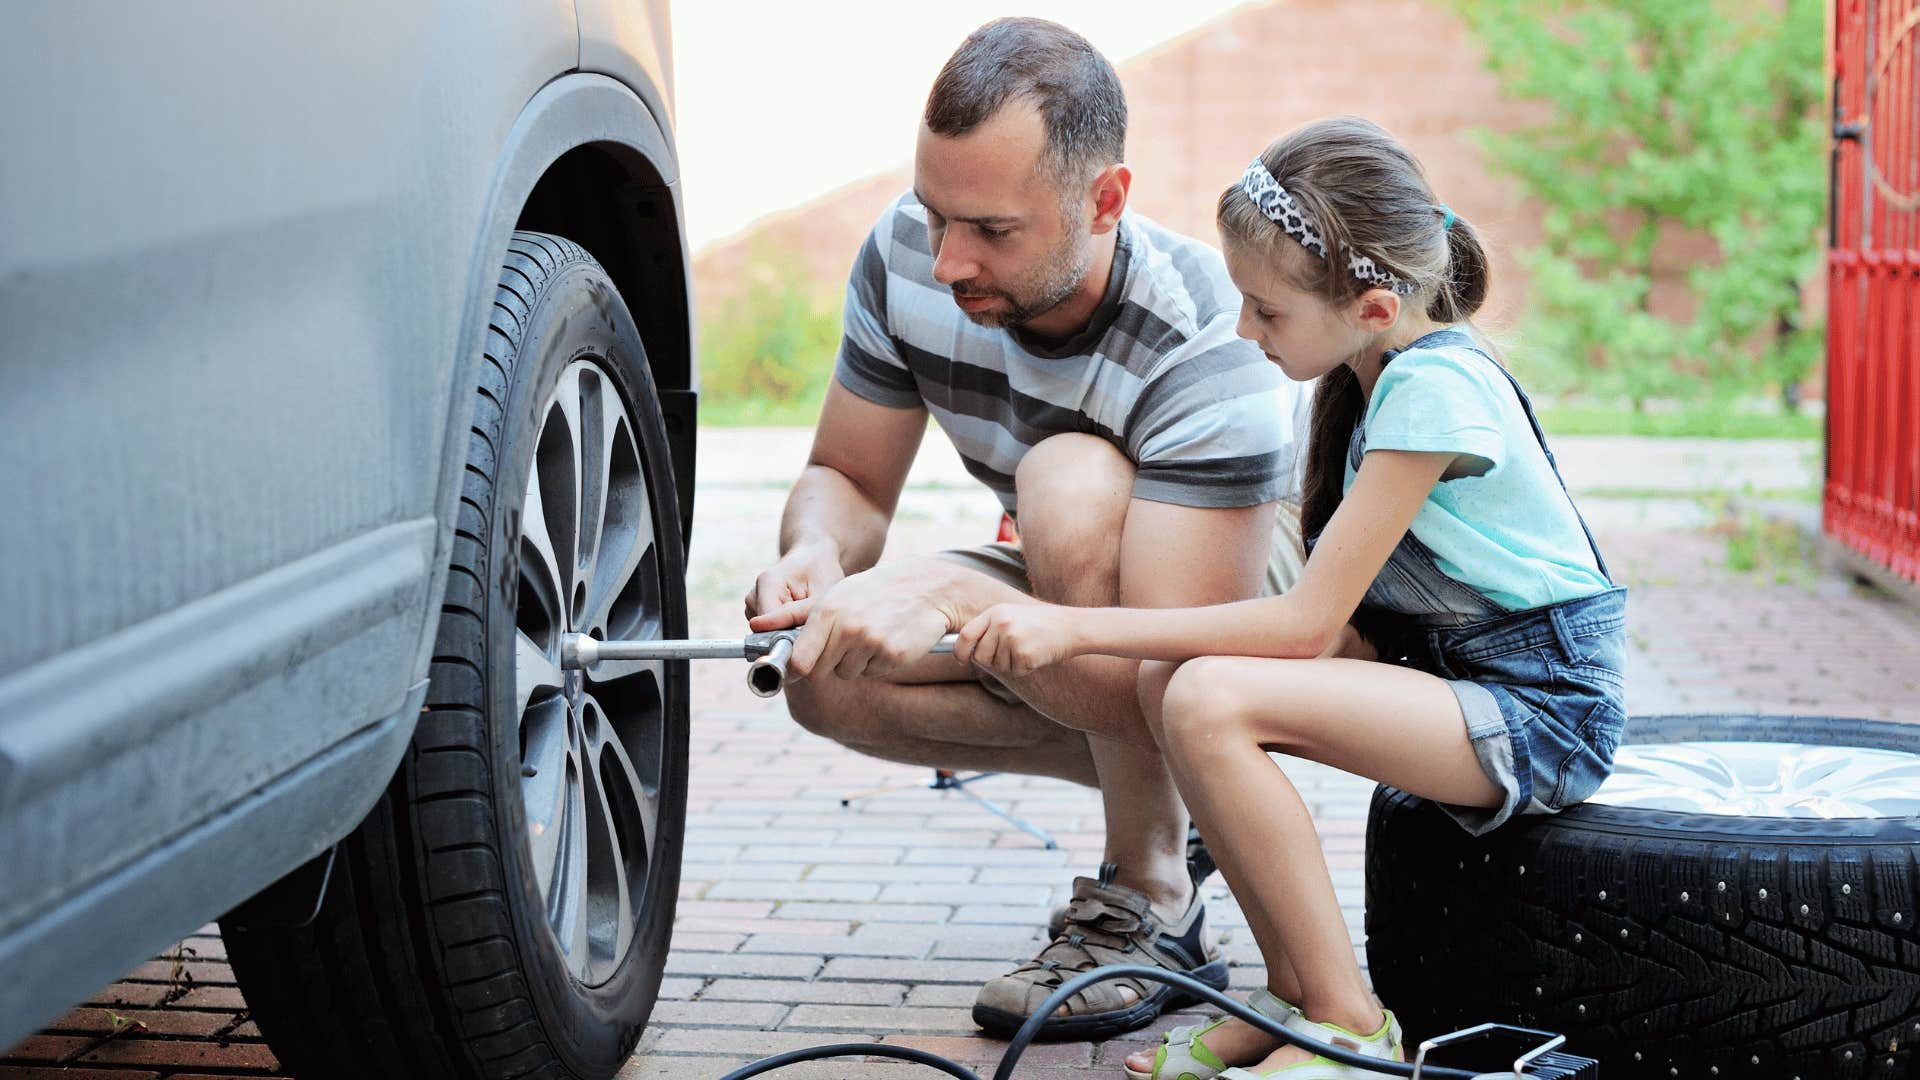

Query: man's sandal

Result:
[1047,825,1216,939]
[1214,1008,1404,1079]
[972,864,1227,1041]
[1123,988,1300,1080]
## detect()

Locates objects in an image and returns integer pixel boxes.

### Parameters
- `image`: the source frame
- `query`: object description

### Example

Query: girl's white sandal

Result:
[1213,1008,1403,1079]
[1123,988,1301,1080]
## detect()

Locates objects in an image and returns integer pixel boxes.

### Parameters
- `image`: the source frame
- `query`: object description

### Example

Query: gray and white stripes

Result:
[836,193,1309,517]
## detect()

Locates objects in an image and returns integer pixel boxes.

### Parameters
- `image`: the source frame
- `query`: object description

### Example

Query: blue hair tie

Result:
[1438,205,1456,231]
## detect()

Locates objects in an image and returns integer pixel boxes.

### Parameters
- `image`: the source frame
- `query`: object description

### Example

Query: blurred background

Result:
[675,0,1830,439]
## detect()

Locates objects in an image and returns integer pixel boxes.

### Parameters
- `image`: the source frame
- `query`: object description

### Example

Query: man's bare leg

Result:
[1001,435,1191,921]
[785,670,1098,786]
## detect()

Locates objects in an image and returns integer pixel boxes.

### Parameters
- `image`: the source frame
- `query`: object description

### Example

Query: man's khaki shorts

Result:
[936,501,1307,703]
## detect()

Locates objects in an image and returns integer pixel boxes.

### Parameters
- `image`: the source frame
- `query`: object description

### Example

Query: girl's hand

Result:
[954,602,1084,678]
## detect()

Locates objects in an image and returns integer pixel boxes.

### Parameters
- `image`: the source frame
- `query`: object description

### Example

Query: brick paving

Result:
[8,439,1919,1079]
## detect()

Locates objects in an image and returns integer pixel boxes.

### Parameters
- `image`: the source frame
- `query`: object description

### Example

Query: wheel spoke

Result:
[575,370,610,603]
[521,453,570,617]
[539,370,583,606]
[586,423,649,633]
[520,698,569,901]
[584,748,638,970]
[553,749,591,965]
[514,628,564,721]
[589,692,659,861]
[584,693,652,971]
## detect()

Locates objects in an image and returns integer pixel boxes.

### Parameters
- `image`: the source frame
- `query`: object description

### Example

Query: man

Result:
[744,17,1312,1039]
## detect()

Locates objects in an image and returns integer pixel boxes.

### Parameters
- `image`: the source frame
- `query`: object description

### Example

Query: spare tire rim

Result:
[1588,740,1920,818]
[513,358,667,986]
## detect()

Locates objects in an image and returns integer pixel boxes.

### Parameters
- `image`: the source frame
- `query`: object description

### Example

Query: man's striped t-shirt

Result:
[834,192,1311,518]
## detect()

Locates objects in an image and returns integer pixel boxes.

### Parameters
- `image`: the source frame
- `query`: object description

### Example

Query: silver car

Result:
[0,4,695,1076]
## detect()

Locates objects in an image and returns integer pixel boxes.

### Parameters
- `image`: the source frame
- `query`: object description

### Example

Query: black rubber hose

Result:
[713,963,1483,1079]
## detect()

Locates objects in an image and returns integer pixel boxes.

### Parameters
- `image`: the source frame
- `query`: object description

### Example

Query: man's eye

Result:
[979,225,1010,241]
[1259,308,1281,320]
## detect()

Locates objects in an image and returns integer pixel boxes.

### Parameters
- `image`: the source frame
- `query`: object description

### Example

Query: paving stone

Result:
[0,1060,163,1068]
[771,903,954,923]
[657,977,704,1001]
[706,880,881,902]
[782,1005,975,1034]
[72,1039,278,1071]
[650,1028,863,1057]
[647,1001,790,1029]
[803,864,976,883]
[663,953,822,979]
[819,958,1014,984]
[877,883,1052,905]
[702,979,906,1006]
[740,845,904,865]
[878,1034,1093,1068]
[903,983,979,1007]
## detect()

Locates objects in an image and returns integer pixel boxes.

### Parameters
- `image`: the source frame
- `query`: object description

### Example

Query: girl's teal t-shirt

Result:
[1343,332,1610,611]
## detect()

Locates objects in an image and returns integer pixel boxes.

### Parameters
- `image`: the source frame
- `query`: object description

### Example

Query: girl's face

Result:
[1222,241,1370,382]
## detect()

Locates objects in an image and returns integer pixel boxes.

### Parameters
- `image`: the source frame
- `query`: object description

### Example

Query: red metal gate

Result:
[1827,0,1920,583]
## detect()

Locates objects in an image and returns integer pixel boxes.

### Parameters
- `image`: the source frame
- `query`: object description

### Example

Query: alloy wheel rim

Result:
[512,358,667,986]
[1588,740,1920,818]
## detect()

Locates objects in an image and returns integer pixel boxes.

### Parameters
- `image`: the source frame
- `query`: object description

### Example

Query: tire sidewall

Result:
[484,257,689,1073]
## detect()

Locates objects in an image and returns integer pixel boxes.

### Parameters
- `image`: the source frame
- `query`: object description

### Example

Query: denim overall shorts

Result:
[1354,330,1629,836]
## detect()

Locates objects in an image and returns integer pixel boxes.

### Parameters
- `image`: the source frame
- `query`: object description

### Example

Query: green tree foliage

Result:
[698,249,841,423]
[1453,0,1827,410]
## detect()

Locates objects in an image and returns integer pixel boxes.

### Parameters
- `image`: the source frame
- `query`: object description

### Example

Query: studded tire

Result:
[1365,714,1920,1080]
[222,232,689,1079]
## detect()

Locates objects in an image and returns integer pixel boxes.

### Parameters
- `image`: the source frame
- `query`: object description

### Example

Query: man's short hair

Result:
[924,17,1127,189]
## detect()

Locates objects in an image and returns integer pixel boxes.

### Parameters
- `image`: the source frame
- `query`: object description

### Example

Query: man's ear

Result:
[1087,163,1131,234]
[1353,288,1402,333]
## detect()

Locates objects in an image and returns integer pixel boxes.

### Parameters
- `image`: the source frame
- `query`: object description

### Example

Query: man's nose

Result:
[930,232,978,286]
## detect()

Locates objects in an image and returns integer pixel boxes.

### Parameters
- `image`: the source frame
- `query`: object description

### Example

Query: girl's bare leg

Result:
[1128,656,1502,1074]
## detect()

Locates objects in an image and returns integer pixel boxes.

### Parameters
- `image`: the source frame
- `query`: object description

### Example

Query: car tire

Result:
[223,231,689,1080]
[1365,713,1920,1080]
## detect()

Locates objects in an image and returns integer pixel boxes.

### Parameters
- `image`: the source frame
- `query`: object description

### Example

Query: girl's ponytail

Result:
[1428,214,1490,325]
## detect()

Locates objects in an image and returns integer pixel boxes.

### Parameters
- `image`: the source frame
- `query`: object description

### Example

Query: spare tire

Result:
[1366,713,1920,1080]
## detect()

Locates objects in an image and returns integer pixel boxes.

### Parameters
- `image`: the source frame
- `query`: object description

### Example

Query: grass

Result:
[699,393,827,427]
[1534,404,1822,439]
[1701,493,1820,585]
[1577,485,1821,503]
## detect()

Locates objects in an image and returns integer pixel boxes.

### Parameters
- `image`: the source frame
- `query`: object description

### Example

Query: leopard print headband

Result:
[1238,159,1415,296]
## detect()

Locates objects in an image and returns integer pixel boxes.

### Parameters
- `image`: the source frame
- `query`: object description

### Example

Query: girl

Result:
[953,116,1627,1079]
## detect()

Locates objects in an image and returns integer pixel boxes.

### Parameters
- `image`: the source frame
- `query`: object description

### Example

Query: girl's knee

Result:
[1158,657,1252,752]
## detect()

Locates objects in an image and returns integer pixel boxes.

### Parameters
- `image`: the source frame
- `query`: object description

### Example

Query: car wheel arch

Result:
[419,72,697,697]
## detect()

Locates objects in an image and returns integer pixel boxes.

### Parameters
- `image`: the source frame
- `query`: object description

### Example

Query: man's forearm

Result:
[779,464,894,574]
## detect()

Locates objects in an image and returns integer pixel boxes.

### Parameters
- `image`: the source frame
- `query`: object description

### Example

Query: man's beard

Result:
[952,227,1092,330]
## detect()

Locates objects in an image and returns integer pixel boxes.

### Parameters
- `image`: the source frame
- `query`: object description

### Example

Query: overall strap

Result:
[1388,329,1613,583]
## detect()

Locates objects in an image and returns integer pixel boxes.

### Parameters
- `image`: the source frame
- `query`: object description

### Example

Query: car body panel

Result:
[0,1,691,1047]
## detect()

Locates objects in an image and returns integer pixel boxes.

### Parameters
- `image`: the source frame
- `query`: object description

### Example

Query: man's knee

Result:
[1014,433,1133,512]
[782,674,860,744]
[1014,434,1134,594]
